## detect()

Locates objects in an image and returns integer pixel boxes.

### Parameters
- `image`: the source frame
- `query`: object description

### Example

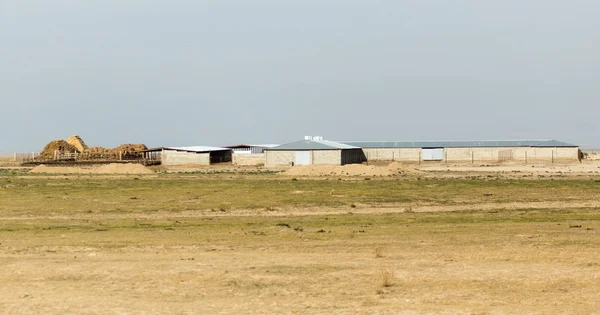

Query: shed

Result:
[225,144,279,154]
[144,146,233,166]
[265,139,366,166]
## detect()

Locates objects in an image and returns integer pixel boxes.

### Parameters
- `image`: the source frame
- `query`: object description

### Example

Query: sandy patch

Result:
[283,162,404,177]
[30,163,154,175]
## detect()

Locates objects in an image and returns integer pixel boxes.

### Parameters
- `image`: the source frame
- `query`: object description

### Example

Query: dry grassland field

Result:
[1,165,600,314]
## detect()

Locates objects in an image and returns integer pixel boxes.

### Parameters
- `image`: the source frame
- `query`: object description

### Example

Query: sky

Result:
[1,0,599,152]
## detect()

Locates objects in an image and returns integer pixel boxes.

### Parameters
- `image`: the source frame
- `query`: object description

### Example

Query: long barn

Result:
[339,140,581,164]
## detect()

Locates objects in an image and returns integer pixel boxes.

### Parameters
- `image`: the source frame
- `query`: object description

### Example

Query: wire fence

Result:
[0,153,39,162]
[2,151,161,164]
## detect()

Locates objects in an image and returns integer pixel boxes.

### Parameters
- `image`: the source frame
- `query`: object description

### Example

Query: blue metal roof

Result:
[268,140,359,151]
[339,140,578,148]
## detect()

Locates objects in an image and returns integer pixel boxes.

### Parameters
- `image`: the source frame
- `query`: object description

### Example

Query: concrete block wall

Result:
[445,148,471,161]
[312,150,341,165]
[162,150,210,166]
[362,147,579,164]
[464,147,579,163]
[265,151,294,166]
[233,153,265,166]
[363,148,421,162]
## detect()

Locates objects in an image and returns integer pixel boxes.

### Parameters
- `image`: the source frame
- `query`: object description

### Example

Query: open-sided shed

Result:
[224,144,279,154]
[144,146,232,166]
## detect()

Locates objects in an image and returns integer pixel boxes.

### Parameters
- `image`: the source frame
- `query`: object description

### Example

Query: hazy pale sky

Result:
[1,0,599,152]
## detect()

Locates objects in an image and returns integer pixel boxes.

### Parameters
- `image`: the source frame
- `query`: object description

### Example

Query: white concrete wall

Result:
[162,150,210,166]
[453,147,580,163]
[265,151,294,166]
[363,148,421,162]
[233,153,265,166]
[265,150,343,166]
[362,147,579,163]
[312,150,341,165]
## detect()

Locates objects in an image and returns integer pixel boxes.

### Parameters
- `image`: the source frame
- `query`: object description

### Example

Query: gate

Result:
[294,151,312,165]
[421,148,444,161]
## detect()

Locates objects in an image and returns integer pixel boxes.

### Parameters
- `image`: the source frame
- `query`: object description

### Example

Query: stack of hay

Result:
[112,144,147,153]
[37,135,148,161]
[66,135,88,152]
[38,140,79,160]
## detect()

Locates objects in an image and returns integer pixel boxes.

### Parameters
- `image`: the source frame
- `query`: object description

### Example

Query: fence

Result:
[0,153,40,162]
[14,150,161,164]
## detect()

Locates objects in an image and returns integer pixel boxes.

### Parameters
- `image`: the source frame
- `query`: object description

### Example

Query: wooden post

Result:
[552,150,554,164]
[525,151,528,165]
[119,151,122,161]
[471,150,474,165]
[13,152,16,162]
[392,151,395,161]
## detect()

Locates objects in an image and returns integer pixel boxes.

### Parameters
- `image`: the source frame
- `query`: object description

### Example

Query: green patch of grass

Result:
[2,175,600,218]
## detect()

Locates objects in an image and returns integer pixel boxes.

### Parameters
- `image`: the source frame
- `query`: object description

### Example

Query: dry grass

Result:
[1,171,600,313]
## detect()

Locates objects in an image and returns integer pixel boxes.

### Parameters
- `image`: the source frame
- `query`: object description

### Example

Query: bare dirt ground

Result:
[1,165,600,314]
[30,163,154,174]
[0,154,22,167]
[417,161,600,177]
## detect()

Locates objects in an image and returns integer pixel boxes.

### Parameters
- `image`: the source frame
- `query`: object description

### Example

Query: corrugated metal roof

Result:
[145,146,231,153]
[250,144,280,148]
[166,146,231,152]
[268,140,359,151]
[340,140,578,148]
[225,144,279,149]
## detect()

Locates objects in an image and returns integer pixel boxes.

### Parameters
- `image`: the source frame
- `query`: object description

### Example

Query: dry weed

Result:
[374,247,385,258]
[379,269,396,287]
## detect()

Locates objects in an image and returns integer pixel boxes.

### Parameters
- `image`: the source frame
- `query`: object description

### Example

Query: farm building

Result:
[225,144,279,154]
[339,140,581,164]
[225,144,279,166]
[265,138,366,166]
[143,146,232,166]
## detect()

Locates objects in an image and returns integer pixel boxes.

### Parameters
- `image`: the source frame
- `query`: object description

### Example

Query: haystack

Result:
[66,135,88,152]
[39,140,79,159]
[112,144,148,153]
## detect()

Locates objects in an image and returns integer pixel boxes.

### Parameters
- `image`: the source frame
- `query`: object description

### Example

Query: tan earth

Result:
[30,163,154,175]
[284,162,404,177]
